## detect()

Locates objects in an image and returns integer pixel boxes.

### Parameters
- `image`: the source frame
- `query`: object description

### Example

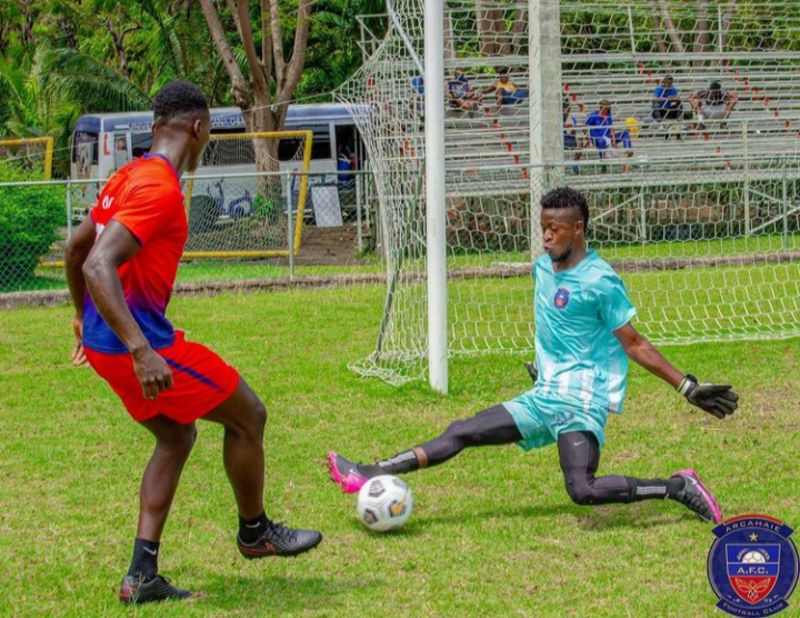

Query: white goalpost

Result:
[424,0,448,393]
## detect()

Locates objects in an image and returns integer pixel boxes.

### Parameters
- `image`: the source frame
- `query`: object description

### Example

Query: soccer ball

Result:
[356,475,413,531]
[741,550,767,564]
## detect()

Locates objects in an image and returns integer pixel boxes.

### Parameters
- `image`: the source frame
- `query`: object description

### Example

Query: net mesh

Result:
[182,131,311,257]
[337,0,800,385]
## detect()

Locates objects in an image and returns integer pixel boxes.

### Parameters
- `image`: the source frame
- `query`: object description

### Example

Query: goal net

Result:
[338,0,800,385]
[182,130,312,258]
[0,137,54,180]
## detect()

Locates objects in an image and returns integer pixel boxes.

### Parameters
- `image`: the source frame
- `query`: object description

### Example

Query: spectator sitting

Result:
[621,116,639,157]
[622,116,639,147]
[447,69,479,113]
[337,148,355,191]
[651,74,682,123]
[586,100,635,164]
[585,100,616,159]
[483,68,529,106]
[690,81,738,130]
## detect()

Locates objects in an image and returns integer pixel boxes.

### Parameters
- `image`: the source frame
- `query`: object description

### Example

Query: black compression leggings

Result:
[416,405,523,466]
[414,406,638,505]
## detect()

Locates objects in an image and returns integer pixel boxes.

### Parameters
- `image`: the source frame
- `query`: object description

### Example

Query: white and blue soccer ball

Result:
[356,475,413,531]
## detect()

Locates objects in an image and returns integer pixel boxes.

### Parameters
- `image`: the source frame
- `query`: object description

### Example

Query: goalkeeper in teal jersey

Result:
[328,187,738,523]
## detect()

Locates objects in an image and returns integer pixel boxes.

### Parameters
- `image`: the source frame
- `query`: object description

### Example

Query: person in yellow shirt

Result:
[483,68,528,107]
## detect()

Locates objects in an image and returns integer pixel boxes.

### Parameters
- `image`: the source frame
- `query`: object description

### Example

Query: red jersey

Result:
[83,154,186,353]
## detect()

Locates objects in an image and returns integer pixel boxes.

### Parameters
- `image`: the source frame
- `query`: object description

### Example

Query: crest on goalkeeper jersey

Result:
[554,287,571,309]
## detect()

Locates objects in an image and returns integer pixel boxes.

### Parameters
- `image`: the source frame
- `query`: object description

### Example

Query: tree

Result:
[199,0,313,171]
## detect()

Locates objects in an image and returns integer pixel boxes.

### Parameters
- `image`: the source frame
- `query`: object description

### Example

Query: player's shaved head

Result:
[541,186,589,232]
[153,80,209,124]
[150,79,211,174]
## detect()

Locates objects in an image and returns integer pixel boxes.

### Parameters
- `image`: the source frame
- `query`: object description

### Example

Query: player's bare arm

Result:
[65,217,96,366]
[82,220,173,399]
[613,321,739,419]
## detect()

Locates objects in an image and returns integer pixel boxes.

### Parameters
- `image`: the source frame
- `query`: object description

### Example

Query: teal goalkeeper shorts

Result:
[502,389,608,451]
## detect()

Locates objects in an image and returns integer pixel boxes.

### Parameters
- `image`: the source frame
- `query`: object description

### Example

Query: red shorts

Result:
[85,331,240,424]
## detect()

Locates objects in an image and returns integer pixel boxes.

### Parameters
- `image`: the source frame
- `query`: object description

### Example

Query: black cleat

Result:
[119,574,191,605]
[237,521,322,559]
[670,468,723,524]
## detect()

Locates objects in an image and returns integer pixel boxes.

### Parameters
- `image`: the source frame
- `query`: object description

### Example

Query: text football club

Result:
[707,515,798,617]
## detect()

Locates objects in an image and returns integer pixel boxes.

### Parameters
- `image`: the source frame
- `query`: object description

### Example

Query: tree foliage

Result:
[0,0,382,176]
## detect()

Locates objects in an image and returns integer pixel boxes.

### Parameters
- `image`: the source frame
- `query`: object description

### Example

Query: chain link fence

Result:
[0,169,380,296]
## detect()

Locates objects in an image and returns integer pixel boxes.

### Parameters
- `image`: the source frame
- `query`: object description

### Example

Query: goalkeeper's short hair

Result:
[541,186,589,232]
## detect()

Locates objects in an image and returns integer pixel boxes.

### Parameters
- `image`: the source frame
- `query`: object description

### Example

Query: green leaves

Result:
[41,47,151,113]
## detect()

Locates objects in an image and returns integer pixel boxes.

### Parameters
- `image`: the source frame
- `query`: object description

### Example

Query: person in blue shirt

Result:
[446,69,479,113]
[586,100,623,159]
[586,100,635,161]
[651,74,682,122]
[327,187,738,524]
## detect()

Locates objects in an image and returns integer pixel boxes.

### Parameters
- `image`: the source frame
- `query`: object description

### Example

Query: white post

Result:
[356,172,364,253]
[425,0,448,394]
[743,120,751,236]
[529,0,544,260]
[529,0,562,259]
[627,6,636,55]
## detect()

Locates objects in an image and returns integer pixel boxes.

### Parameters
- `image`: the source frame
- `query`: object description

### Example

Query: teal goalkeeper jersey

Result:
[532,250,637,414]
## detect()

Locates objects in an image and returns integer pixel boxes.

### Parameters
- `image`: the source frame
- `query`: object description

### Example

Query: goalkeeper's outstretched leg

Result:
[328,404,521,493]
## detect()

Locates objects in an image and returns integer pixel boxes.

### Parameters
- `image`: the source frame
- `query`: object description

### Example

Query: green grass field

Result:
[1,284,798,617]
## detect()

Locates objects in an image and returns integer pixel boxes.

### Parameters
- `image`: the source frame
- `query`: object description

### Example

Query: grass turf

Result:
[0,284,798,617]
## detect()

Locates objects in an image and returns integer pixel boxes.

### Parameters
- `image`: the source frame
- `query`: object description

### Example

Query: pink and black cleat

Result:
[671,468,723,524]
[327,451,370,494]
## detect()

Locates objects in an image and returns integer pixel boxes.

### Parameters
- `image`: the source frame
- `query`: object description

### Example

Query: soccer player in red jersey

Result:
[65,80,322,605]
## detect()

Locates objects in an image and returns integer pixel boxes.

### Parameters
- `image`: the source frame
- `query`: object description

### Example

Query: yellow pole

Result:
[293,130,313,256]
[43,137,54,180]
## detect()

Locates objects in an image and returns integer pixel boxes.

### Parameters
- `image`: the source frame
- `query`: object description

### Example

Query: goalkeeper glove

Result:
[677,374,739,419]
[524,361,538,386]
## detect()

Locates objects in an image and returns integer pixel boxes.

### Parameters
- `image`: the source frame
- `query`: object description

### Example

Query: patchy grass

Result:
[0,284,797,617]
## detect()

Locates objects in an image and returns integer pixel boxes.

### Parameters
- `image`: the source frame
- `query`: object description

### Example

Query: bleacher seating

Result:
[421,57,800,195]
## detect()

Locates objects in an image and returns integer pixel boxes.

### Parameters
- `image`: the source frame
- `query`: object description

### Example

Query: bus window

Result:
[309,125,331,160]
[278,138,302,161]
[72,131,98,179]
[335,125,357,164]
[279,126,331,161]
[113,133,131,170]
[131,132,153,158]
